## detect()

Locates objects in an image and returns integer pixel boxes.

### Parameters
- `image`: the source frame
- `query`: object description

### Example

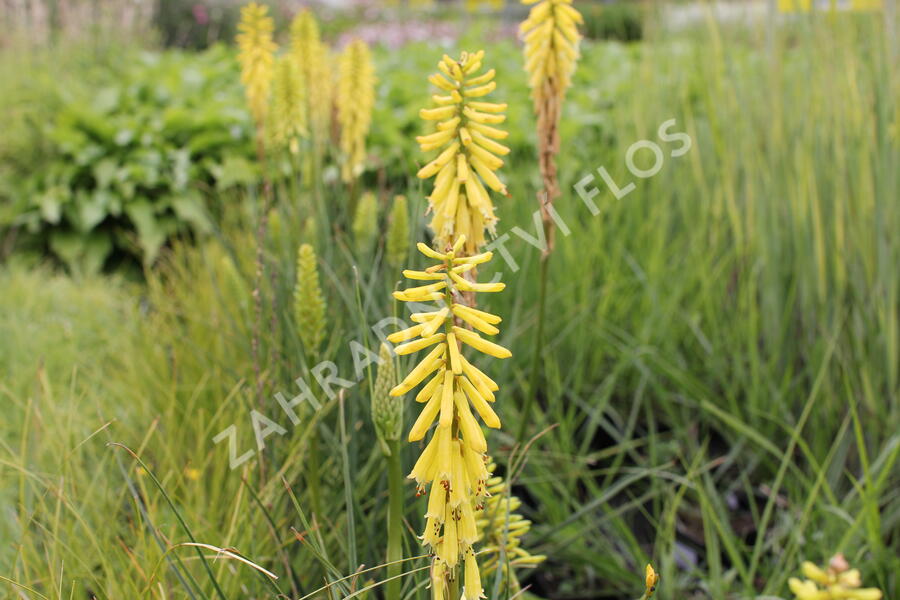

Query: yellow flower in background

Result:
[236,2,277,132]
[294,243,327,357]
[642,563,660,599]
[788,556,883,600]
[465,0,505,11]
[520,0,583,106]
[337,40,376,182]
[290,9,333,147]
[372,342,402,455]
[269,54,307,153]
[386,195,410,268]
[389,235,509,599]
[417,51,509,255]
[476,460,545,588]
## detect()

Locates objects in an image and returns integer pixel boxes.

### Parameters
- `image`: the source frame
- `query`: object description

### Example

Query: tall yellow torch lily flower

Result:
[337,40,376,182]
[269,54,307,153]
[389,235,509,599]
[788,556,883,600]
[290,9,333,149]
[520,0,582,106]
[417,52,509,255]
[520,0,582,204]
[476,460,546,589]
[236,2,277,136]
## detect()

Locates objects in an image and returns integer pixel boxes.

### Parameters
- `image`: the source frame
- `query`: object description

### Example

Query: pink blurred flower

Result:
[192,3,209,25]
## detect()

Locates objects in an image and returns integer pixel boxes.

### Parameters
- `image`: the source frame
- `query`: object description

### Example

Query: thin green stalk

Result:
[307,424,323,521]
[385,439,404,600]
[338,395,358,572]
[448,572,459,600]
[520,250,550,442]
[304,350,324,522]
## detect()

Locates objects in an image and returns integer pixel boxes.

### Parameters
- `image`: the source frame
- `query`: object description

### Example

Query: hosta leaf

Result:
[125,199,166,265]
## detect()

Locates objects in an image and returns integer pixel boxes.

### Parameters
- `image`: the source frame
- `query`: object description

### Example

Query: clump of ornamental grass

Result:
[417,51,509,254]
[293,243,327,358]
[236,2,277,142]
[475,460,545,589]
[386,195,410,269]
[268,54,307,154]
[789,555,883,600]
[290,9,333,152]
[388,235,508,599]
[336,39,376,183]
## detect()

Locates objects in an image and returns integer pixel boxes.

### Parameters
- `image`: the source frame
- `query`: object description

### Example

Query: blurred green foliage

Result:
[582,1,645,42]
[3,45,257,272]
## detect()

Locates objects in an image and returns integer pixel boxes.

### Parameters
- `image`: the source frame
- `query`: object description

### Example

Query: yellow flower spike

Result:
[419,52,508,254]
[236,2,277,135]
[290,9,333,149]
[336,40,375,183]
[268,54,307,153]
[520,0,583,216]
[788,558,883,600]
[475,460,545,590]
[391,238,509,590]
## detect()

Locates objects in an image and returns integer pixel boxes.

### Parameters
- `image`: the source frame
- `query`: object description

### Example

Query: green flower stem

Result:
[386,438,404,600]
[520,249,549,442]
